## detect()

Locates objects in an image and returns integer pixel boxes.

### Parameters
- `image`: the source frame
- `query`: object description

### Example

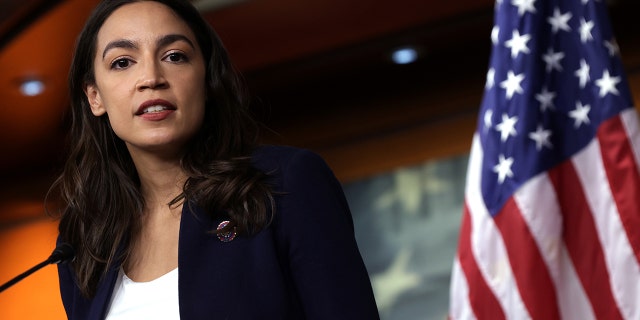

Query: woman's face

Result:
[85,1,207,158]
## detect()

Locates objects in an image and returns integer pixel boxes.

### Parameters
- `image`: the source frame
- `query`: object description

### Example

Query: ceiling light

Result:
[391,47,419,65]
[20,79,45,96]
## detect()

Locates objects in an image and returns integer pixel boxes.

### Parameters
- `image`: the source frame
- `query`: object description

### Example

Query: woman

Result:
[49,0,379,319]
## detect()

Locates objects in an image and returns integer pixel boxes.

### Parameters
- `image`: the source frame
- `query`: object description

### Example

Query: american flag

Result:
[449,0,640,318]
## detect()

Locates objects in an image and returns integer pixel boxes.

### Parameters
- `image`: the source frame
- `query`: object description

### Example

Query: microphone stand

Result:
[0,243,74,293]
[0,259,51,293]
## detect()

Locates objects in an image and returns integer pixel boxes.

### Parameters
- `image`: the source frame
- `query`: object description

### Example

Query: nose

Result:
[136,61,168,91]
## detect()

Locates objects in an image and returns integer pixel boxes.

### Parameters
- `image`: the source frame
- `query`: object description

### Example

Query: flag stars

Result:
[491,26,500,45]
[486,68,496,89]
[535,87,556,112]
[542,48,564,72]
[529,125,553,150]
[493,154,515,184]
[500,71,525,99]
[505,30,531,58]
[496,113,519,142]
[569,101,591,128]
[604,38,620,57]
[575,59,590,88]
[579,19,595,43]
[595,70,621,97]
[484,109,494,131]
[548,8,572,33]
[512,0,537,16]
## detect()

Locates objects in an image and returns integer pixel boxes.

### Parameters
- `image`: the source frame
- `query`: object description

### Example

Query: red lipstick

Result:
[136,99,176,121]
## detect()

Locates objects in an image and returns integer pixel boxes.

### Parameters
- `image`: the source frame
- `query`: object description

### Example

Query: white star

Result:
[579,19,595,43]
[484,109,494,131]
[595,69,621,97]
[547,8,572,33]
[529,125,553,150]
[575,59,590,88]
[500,71,525,99]
[569,101,591,128]
[535,87,556,112]
[512,0,537,16]
[505,29,531,58]
[491,25,500,45]
[582,0,602,4]
[604,38,620,57]
[493,154,514,184]
[486,68,496,89]
[495,113,519,142]
[542,48,565,72]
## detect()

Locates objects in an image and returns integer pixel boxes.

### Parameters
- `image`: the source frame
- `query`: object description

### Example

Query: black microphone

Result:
[47,243,75,265]
[0,242,75,293]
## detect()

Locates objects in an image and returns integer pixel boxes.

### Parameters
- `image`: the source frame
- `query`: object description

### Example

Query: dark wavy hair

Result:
[47,0,273,298]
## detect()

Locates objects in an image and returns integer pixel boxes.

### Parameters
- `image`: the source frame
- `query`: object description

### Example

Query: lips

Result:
[136,99,176,115]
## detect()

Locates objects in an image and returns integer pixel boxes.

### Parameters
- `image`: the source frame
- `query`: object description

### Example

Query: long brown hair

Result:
[47,0,273,298]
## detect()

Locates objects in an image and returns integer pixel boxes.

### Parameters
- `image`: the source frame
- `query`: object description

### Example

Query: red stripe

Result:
[548,162,623,320]
[493,198,560,320]
[598,115,640,265]
[457,203,505,320]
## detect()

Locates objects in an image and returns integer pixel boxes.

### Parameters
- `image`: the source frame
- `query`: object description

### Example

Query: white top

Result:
[105,267,180,320]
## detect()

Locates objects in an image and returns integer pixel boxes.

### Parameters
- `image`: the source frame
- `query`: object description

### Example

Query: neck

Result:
[128,149,187,211]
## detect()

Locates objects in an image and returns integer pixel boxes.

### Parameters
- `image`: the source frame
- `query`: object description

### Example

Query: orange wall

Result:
[0,218,65,319]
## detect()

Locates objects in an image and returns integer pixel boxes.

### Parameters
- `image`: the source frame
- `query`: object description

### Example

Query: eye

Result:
[110,58,132,70]
[164,52,188,63]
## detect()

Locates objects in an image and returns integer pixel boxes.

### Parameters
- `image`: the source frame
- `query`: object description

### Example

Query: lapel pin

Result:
[216,220,237,242]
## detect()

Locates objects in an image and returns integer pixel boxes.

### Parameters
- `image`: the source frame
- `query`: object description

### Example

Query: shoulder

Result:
[251,145,331,180]
[250,145,348,220]
[251,145,322,166]
[251,144,350,225]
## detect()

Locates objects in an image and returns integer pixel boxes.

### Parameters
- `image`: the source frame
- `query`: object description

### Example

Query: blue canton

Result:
[479,0,634,215]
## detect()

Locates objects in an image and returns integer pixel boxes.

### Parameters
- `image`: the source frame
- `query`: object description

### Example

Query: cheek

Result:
[189,95,207,129]
[104,112,129,140]
[96,94,130,138]
[185,74,208,122]
[93,76,128,112]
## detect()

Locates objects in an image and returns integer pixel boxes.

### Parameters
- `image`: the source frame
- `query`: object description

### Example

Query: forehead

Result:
[96,1,196,48]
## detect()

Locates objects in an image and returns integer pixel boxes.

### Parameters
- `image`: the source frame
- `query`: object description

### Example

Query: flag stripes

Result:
[493,197,561,320]
[449,0,640,318]
[548,156,623,320]
[598,114,640,265]
[451,112,640,318]
[573,128,640,320]
[457,204,505,320]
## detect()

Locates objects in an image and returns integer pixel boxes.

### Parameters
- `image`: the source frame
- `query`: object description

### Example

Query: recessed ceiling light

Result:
[20,79,45,96]
[391,47,419,65]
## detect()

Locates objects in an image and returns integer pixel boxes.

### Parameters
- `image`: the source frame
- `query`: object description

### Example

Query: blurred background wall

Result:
[0,0,638,318]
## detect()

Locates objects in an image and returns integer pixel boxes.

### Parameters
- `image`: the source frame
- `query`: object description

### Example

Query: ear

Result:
[84,83,106,116]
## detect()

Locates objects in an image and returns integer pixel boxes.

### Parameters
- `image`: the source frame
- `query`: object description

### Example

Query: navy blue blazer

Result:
[58,146,380,319]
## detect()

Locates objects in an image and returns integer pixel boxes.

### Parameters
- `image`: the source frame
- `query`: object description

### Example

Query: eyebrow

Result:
[101,34,196,59]
[157,34,195,51]
[102,39,137,59]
